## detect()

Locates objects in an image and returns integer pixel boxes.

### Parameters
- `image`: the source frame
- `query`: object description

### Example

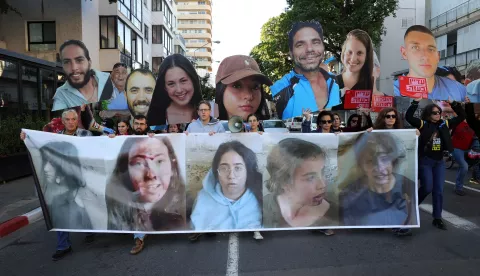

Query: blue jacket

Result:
[271,68,341,119]
[393,75,466,101]
[190,170,262,230]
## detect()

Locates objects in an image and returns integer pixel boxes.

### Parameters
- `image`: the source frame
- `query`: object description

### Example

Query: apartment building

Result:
[176,0,214,73]
[0,0,186,118]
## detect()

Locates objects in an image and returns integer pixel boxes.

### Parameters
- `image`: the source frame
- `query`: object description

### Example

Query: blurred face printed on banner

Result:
[44,161,57,184]
[343,37,366,74]
[401,31,439,79]
[128,138,172,203]
[217,150,247,200]
[62,111,78,132]
[126,71,155,116]
[361,144,394,187]
[61,44,93,89]
[133,118,148,134]
[223,77,262,120]
[291,27,325,73]
[197,103,211,121]
[165,67,194,107]
[288,157,327,206]
[111,65,128,92]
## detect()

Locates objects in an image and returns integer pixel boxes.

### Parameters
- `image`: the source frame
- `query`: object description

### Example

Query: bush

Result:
[0,114,48,157]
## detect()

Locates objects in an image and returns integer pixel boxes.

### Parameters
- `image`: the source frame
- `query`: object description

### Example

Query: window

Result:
[144,24,149,44]
[152,25,162,44]
[118,0,131,18]
[152,0,162,11]
[27,22,56,51]
[100,16,116,49]
[163,0,173,30]
[198,1,206,4]
[118,18,143,68]
[152,57,164,75]
[144,0,147,8]
[118,20,125,53]
[118,0,142,31]
[401,17,414,28]
[163,28,173,55]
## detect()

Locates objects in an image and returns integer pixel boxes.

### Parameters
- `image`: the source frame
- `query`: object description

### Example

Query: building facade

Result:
[176,0,214,72]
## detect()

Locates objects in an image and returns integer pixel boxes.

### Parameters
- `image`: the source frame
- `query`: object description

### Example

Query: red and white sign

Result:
[371,95,394,112]
[398,76,428,99]
[344,90,372,110]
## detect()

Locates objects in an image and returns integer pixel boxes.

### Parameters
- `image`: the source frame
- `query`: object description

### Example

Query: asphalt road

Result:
[1,168,480,276]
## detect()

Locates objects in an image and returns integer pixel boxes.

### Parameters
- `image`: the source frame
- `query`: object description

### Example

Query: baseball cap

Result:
[215,55,273,86]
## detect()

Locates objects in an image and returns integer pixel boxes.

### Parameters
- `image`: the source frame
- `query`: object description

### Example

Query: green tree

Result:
[251,0,398,83]
[200,73,216,101]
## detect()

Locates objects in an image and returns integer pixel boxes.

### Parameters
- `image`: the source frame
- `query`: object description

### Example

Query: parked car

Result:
[285,116,303,131]
[262,120,289,133]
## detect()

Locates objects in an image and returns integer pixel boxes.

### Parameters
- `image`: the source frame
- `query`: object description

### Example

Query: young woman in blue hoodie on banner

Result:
[190,141,263,239]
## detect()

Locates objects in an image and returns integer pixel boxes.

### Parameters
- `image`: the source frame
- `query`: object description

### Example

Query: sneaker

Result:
[84,233,95,244]
[432,219,447,230]
[52,246,72,261]
[317,229,335,236]
[188,233,203,242]
[394,228,413,237]
[455,189,466,196]
[130,238,145,255]
[470,179,480,185]
[253,231,263,240]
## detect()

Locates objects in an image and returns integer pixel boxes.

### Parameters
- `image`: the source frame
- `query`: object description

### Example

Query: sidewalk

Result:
[0,176,39,224]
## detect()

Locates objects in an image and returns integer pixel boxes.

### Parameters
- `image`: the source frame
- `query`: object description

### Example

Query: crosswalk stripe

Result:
[419,204,479,231]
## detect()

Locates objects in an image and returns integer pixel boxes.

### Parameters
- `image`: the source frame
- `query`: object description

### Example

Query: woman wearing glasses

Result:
[406,99,465,230]
[316,111,337,133]
[190,141,263,236]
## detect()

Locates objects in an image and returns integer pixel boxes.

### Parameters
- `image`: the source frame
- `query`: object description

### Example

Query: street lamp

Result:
[193,40,220,68]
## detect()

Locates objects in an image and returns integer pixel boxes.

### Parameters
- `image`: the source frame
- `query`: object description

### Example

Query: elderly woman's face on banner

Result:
[361,144,394,186]
[217,150,247,199]
[128,138,172,203]
[223,76,262,120]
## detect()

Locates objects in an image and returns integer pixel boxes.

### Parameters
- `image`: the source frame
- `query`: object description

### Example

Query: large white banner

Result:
[23,129,419,233]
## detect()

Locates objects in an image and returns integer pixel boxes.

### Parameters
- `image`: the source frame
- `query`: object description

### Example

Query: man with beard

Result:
[53,40,114,111]
[125,69,156,117]
[270,21,341,120]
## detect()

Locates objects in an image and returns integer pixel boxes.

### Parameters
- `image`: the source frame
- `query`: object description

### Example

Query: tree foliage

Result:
[200,73,216,101]
[251,0,399,84]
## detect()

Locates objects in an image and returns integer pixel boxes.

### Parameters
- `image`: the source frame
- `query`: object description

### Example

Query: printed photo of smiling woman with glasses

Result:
[189,141,263,231]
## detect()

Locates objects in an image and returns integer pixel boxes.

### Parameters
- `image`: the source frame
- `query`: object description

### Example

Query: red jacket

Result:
[452,121,475,150]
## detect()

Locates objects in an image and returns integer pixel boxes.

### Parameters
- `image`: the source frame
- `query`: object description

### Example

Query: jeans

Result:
[453,148,468,191]
[56,231,71,250]
[134,233,146,240]
[419,156,446,219]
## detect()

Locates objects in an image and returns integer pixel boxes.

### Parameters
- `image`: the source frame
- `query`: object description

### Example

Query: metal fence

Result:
[440,48,480,67]
[430,0,480,29]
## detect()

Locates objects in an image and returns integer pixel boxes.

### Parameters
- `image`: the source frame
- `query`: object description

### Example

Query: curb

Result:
[0,207,43,238]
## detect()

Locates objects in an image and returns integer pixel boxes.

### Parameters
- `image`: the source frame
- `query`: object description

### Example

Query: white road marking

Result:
[445,180,480,193]
[226,233,239,276]
[419,204,479,230]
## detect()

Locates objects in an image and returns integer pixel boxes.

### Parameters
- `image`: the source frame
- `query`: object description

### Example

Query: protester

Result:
[20,109,94,261]
[332,112,342,132]
[333,29,375,110]
[263,138,337,235]
[246,114,264,133]
[406,99,465,230]
[215,55,272,121]
[125,69,156,117]
[167,124,182,133]
[271,21,341,120]
[116,117,133,135]
[394,25,466,101]
[190,141,263,236]
[147,54,203,126]
[450,116,475,196]
[185,101,225,135]
[52,40,114,111]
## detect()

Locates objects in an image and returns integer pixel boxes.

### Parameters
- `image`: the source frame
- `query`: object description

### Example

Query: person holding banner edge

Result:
[20,109,95,261]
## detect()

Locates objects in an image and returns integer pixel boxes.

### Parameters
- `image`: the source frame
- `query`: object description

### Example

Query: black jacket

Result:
[465,103,480,138]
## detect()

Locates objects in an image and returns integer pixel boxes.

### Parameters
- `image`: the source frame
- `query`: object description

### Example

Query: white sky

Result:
[210,0,288,81]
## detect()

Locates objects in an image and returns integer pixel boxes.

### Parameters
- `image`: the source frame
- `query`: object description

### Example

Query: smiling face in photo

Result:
[126,72,156,116]
[61,44,93,89]
[343,37,366,74]
[291,27,324,73]
[165,67,194,107]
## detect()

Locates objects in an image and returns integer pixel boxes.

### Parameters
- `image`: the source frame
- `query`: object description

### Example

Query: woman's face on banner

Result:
[217,150,247,200]
[223,76,262,120]
[287,156,326,206]
[118,122,129,135]
[128,138,172,203]
[344,37,366,74]
[361,145,394,187]
[165,67,194,107]
[44,161,57,183]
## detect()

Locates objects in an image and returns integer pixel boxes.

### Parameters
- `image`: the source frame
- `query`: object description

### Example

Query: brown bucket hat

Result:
[215,55,273,86]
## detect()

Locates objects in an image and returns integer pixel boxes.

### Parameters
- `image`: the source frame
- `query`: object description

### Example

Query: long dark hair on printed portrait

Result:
[211,141,263,208]
[105,136,186,231]
[147,54,202,126]
[215,81,270,121]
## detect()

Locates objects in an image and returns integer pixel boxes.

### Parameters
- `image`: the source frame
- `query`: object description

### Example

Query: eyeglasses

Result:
[217,165,245,177]
[384,115,397,119]
[198,109,210,112]
[321,120,332,124]
[431,111,441,115]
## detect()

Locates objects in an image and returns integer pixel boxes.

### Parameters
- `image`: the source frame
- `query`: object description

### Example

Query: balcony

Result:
[187,51,212,58]
[438,48,480,70]
[177,4,212,12]
[195,60,212,68]
[178,13,212,21]
[178,23,211,30]
[186,42,213,49]
[181,32,212,39]
[430,0,480,33]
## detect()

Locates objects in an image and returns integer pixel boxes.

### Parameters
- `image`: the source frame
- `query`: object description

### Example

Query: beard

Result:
[67,69,94,89]
[134,128,148,135]
[294,52,323,73]
[129,99,151,116]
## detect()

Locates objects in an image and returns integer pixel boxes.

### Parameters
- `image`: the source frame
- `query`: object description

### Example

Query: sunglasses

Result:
[385,115,397,119]
[321,120,332,124]
[431,111,441,115]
